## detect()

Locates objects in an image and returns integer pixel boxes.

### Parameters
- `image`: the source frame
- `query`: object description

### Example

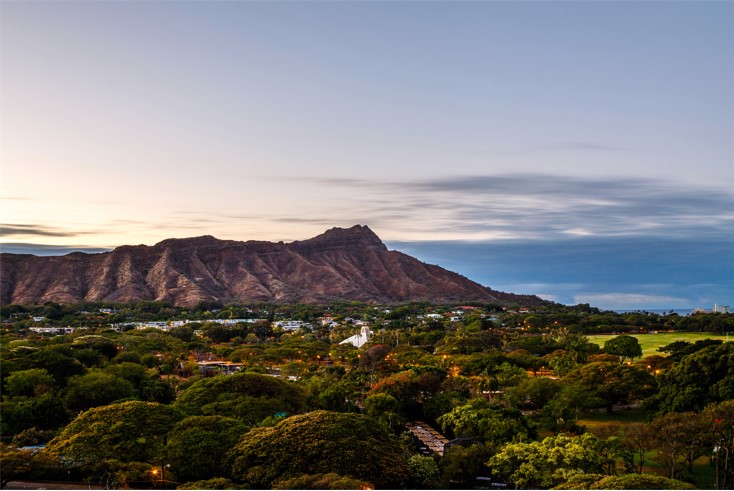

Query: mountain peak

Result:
[293,225,387,251]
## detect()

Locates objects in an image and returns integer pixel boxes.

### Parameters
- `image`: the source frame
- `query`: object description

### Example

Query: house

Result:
[29,327,74,335]
[197,360,244,376]
[273,320,307,331]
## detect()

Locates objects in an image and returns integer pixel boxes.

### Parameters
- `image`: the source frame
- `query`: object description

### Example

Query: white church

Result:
[339,326,372,348]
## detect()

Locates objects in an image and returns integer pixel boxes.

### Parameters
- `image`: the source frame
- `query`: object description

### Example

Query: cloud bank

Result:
[277,173,733,242]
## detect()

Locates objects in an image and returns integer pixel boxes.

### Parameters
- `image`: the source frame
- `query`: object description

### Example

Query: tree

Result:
[228,410,409,489]
[0,445,33,489]
[43,401,183,465]
[62,369,136,412]
[546,352,578,377]
[437,398,536,448]
[564,362,656,413]
[367,370,422,417]
[648,411,709,479]
[506,377,560,410]
[603,335,642,363]
[648,342,734,413]
[562,333,600,363]
[407,454,440,489]
[439,443,494,489]
[359,344,390,384]
[1,393,70,435]
[72,335,118,360]
[272,473,371,490]
[29,349,85,386]
[703,400,734,489]
[364,393,401,430]
[174,372,306,426]
[657,339,723,362]
[177,478,239,490]
[3,368,55,399]
[621,423,655,474]
[554,472,695,489]
[166,415,247,483]
[488,433,615,489]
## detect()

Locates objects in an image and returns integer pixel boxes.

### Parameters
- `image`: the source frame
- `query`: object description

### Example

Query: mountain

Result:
[0,225,543,307]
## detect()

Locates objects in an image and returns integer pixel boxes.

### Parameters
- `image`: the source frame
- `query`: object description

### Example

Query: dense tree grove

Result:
[0,301,732,489]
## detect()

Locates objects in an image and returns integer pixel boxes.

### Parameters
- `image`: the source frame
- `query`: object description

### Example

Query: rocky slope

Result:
[0,225,543,306]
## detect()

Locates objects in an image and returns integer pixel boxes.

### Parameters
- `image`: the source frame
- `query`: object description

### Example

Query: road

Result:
[4,481,103,490]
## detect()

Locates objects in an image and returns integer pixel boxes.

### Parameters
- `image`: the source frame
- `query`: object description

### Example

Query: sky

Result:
[1,1,732,310]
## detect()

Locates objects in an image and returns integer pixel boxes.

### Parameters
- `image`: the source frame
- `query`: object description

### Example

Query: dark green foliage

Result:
[438,443,494,489]
[174,372,306,425]
[0,445,35,488]
[649,342,734,412]
[1,393,70,435]
[273,473,371,490]
[603,334,643,363]
[176,478,239,490]
[565,362,657,413]
[657,340,724,362]
[506,376,561,410]
[555,472,695,489]
[228,410,409,489]
[437,398,536,447]
[11,427,56,447]
[3,368,55,398]
[166,415,247,483]
[488,433,615,489]
[62,369,136,412]
[407,454,440,489]
[424,392,468,424]
[43,401,183,464]
[29,349,85,386]
[72,335,118,359]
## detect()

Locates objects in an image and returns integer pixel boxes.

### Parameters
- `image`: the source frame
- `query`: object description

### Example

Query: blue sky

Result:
[1,1,732,310]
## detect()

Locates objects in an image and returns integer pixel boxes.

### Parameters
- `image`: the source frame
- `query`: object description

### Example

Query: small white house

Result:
[339,326,371,348]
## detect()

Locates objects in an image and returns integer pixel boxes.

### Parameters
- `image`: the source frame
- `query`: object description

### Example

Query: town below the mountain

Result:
[1,301,732,490]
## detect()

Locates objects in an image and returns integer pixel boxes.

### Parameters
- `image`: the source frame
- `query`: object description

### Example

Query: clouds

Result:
[276,173,733,242]
[0,224,77,238]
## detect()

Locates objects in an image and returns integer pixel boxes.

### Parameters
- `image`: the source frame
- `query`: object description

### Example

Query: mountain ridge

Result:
[0,225,545,307]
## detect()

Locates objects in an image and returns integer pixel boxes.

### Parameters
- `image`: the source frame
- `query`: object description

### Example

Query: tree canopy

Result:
[43,401,183,464]
[173,372,306,425]
[228,410,409,489]
[603,335,642,363]
[165,415,247,483]
[649,342,734,413]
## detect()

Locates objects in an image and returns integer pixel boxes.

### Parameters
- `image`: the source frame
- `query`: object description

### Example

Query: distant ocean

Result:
[613,309,696,316]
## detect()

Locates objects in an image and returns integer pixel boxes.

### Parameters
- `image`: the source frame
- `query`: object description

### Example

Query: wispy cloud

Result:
[0,224,83,238]
[275,173,733,241]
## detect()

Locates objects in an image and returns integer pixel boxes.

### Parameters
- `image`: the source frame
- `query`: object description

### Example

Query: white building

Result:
[29,327,74,335]
[273,320,308,331]
[339,326,371,348]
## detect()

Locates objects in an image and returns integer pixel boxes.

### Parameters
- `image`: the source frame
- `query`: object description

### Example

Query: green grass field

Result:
[587,332,730,357]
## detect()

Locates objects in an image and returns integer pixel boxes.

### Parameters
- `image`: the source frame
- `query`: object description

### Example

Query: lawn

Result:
[577,408,652,436]
[586,332,730,357]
